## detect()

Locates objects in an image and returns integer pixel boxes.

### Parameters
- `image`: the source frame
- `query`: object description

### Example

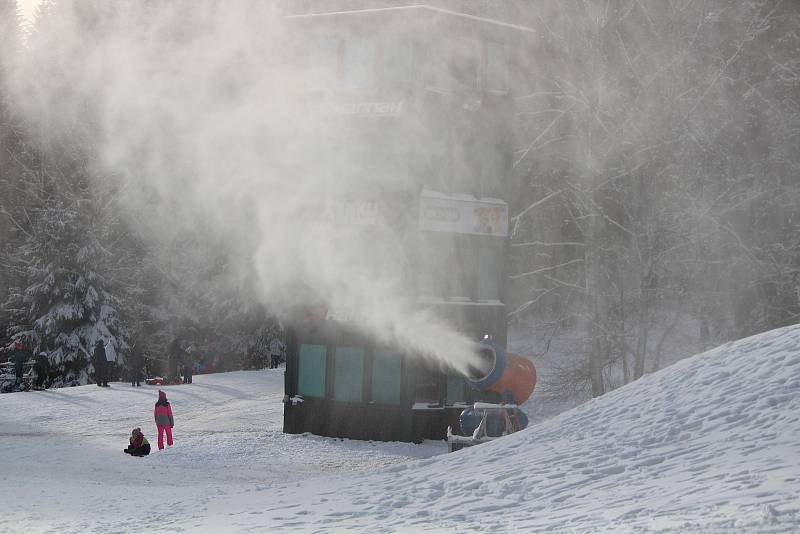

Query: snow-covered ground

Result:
[2,325,800,532]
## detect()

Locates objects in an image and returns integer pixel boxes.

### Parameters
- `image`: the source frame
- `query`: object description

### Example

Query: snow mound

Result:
[244,325,800,532]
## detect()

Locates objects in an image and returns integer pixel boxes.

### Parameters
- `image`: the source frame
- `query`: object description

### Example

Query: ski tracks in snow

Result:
[1,328,799,532]
[0,369,443,533]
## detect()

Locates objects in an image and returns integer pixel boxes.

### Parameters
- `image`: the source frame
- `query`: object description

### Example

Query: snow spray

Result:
[8,1,486,374]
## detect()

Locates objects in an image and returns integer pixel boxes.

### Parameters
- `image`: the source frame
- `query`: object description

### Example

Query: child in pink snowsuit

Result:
[154,390,174,450]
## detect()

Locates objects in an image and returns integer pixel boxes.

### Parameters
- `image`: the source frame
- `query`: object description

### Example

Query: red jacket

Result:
[154,404,174,427]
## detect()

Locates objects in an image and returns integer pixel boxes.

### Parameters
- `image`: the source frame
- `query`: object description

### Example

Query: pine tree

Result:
[0,0,23,337]
[5,191,129,386]
[0,0,139,386]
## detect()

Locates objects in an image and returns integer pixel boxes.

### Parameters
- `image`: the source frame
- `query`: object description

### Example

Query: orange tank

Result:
[465,341,537,405]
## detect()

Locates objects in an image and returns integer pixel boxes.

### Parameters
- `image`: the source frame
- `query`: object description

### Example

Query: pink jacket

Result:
[154,404,174,427]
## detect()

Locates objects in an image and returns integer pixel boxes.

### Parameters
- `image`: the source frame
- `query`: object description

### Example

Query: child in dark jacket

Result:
[154,390,174,450]
[124,428,151,456]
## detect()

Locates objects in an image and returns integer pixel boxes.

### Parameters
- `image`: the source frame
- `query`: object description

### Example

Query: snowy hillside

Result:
[3,326,800,532]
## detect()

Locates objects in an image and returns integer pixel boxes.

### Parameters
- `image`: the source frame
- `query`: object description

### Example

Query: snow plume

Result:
[9,1,483,374]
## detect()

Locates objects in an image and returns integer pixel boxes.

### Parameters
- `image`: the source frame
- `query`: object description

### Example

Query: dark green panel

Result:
[446,374,467,404]
[298,343,327,398]
[371,350,402,405]
[334,346,364,402]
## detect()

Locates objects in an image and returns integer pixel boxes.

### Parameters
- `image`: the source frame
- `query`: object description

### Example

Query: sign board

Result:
[324,308,363,324]
[419,191,508,237]
[322,200,380,226]
[332,101,404,116]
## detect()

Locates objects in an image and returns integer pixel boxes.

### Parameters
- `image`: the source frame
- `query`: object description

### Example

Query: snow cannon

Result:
[458,405,529,437]
[465,340,536,405]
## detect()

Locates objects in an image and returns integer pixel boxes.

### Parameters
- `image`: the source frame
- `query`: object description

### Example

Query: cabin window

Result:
[304,36,341,84]
[486,42,508,92]
[449,38,481,90]
[446,374,467,404]
[454,236,479,300]
[371,350,402,405]
[381,39,414,90]
[423,41,450,90]
[342,36,375,90]
[333,346,365,402]
[297,343,327,397]
[415,234,461,300]
[413,364,440,404]
[476,237,505,300]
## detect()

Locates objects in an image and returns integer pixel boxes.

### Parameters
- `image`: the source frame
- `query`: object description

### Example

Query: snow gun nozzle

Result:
[464,339,537,405]
[466,345,496,381]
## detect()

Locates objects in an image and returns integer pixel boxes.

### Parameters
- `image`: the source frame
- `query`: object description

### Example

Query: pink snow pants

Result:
[157,425,173,449]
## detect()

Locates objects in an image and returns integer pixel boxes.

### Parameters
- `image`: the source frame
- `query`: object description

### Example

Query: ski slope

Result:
[2,326,800,532]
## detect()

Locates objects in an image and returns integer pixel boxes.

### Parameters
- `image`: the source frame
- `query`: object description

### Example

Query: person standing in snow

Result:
[182,345,193,384]
[252,345,266,370]
[105,340,118,383]
[268,337,285,369]
[168,338,183,384]
[12,340,26,391]
[93,340,108,387]
[154,390,174,450]
[129,342,143,387]
[33,351,50,390]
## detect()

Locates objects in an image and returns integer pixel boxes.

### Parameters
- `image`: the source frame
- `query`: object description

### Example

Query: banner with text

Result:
[419,192,508,237]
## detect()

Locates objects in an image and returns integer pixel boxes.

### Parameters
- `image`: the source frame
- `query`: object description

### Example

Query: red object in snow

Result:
[144,377,183,386]
[466,340,537,405]
[490,351,537,404]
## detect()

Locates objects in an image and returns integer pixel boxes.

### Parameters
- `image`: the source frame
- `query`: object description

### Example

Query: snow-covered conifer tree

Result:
[5,195,128,386]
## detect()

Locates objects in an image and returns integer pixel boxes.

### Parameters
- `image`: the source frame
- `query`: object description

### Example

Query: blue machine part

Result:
[458,406,482,436]
[485,411,506,437]
[458,406,529,437]
[465,339,506,390]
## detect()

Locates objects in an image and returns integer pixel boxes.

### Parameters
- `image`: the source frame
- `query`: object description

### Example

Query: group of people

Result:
[10,337,128,390]
[124,389,175,457]
[7,341,49,391]
[96,337,186,387]
[5,338,177,459]
[7,333,286,391]
[168,338,194,384]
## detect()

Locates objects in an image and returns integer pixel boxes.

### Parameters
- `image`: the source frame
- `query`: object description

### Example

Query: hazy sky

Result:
[17,0,41,23]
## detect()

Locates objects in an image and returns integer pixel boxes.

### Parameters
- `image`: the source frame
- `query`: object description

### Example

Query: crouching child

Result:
[124,428,151,457]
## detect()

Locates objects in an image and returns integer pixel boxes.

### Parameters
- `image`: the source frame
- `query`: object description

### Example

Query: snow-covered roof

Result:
[420,188,507,206]
[416,296,504,307]
[285,4,536,34]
